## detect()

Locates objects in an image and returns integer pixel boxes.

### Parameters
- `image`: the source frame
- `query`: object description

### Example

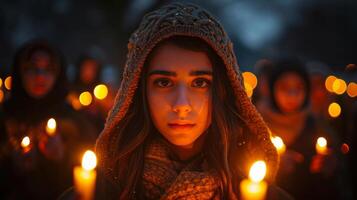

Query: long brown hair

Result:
[110,36,250,199]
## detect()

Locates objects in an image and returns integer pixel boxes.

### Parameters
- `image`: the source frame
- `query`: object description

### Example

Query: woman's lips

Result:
[168,123,196,130]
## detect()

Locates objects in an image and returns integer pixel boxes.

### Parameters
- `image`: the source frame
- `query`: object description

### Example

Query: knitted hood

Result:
[96,2,278,183]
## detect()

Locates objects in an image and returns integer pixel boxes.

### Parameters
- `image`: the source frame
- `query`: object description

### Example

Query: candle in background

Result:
[21,136,31,153]
[316,137,328,155]
[74,150,97,200]
[240,160,268,200]
[271,136,286,155]
[46,118,57,136]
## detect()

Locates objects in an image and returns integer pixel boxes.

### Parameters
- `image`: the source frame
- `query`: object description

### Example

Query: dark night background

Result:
[0,0,356,79]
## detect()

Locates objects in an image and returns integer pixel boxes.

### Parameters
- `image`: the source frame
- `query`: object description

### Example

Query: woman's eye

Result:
[153,78,173,88]
[192,78,211,88]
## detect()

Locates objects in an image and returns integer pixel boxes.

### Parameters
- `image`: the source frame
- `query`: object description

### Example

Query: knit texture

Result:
[143,138,221,199]
[96,2,278,187]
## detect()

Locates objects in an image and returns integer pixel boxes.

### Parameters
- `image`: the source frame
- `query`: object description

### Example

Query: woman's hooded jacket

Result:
[95,2,278,199]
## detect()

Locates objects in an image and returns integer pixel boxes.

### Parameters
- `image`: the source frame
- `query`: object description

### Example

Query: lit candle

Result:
[271,136,286,154]
[240,160,268,200]
[46,118,57,136]
[21,136,31,153]
[74,150,97,200]
[316,137,328,155]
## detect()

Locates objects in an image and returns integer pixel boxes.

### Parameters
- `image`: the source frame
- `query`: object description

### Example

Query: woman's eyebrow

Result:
[189,70,212,76]
[148,69,212,77]
[148,70,176,76]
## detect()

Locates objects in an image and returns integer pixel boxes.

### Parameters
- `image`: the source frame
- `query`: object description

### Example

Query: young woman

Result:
[92,3,290,199]
[0,40,96,199]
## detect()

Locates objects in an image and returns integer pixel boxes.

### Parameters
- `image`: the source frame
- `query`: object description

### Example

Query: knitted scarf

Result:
[142,138,221,200]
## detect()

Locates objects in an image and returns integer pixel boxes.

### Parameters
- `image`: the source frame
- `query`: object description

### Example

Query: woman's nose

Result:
[172,85,192,114]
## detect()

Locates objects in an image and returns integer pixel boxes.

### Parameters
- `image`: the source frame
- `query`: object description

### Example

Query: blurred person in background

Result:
[69,55,114,132]
[73,55,102,92]
[253,58,275,106]
[257,58,353,199]
[0,40,97,199]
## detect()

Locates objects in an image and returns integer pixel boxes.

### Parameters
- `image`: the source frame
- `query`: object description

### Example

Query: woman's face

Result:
[146,43,212,148]
[22,50,57,99]
[274,72,306,113]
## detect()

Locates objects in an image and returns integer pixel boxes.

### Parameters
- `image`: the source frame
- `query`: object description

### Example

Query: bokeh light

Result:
[332,78,347,95]
[325,75,337,93]
[341,143,350,154]
[244,82,254,98]
[79,91,92,106]
[328,102,341,118]
[0,90,4,103]
[4,76,12,90]
[243,72,258,89]
[0,78,3,88]
[93,84,108,100]
[347,82,357,97]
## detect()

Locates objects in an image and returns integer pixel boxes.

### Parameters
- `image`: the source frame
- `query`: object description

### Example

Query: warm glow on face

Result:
[21,136,31,148]
[317,137,327,148]
[243,72,258,89]
[93,84,108,100]
[4,76,12,90]
[332,79,347,95]
[328,102,341,118]
[146,43,212,148]
[79,91,92,106]
[82,150,97,171]
[347,82,357,97]
[249,161,267,183]
[325,75,336,93]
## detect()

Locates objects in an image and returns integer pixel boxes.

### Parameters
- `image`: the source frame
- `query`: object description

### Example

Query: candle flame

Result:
[249,161,266,183]
[317,137,327,148]
[82,150,97,171]
[21,136,30,148]
[46,118,57,135]
[93,84,108,100]
[47,118,56,129]
[271,136,286,154]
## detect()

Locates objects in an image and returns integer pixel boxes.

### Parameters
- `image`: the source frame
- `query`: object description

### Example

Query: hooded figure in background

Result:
[89,3,292,200]
[258,58,353,199]
[0,40,96,199]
